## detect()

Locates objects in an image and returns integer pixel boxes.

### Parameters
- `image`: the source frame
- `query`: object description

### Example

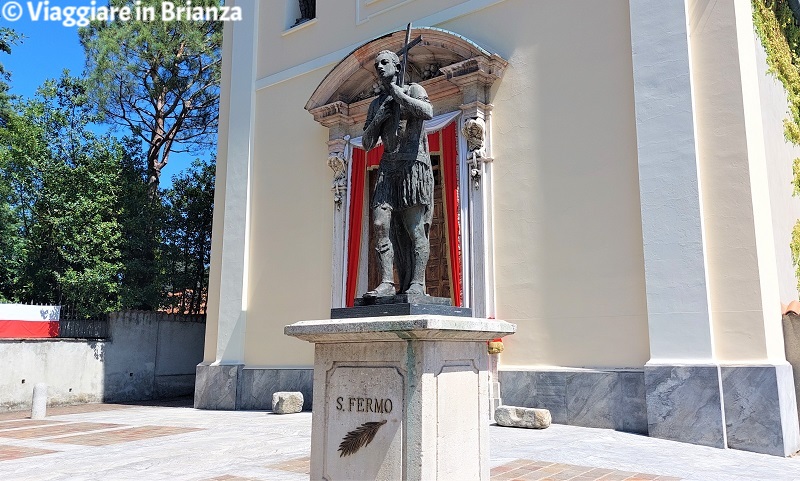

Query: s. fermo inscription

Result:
[336,397,393,413]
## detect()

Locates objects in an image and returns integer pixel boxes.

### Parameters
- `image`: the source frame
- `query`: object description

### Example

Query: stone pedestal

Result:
[285,315,515,481]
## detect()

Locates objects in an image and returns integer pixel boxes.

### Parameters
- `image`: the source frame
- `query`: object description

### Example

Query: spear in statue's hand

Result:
[398,22,412,87]
[390,22,412,133]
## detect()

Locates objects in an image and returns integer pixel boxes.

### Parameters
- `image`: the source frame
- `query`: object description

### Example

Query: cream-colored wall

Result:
[243,72,332,367]
[690,0,785,362]
[443,1,649,367]
[244,0,650,368]
[256,0,470,80]
[203,13,235,363]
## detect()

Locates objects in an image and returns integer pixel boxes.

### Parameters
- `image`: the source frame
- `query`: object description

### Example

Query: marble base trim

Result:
[721,364,800,457]
[237,368,313,411]
[194,363,242,410]
[498,369,648,434]
[645,364,726,448]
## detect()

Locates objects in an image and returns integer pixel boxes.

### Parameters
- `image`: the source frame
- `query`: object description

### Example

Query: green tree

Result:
[117,136,165,310]
[0,27,21,124]
[0,74,127,315]
[0,27,25,301]
[0,101,47,302]
[753,1,800,291]
[80,0,222,197]
[161,158,214,314]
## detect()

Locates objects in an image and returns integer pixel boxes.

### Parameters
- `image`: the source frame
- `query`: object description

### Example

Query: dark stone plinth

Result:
[331,302,472,319]
[332,294,471,319]
[355,294,452,306]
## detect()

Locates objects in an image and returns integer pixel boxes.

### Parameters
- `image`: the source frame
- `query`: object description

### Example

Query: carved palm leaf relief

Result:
[338,420,387,457]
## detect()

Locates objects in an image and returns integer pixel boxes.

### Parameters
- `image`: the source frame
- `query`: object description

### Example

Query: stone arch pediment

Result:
[306,27,507,129]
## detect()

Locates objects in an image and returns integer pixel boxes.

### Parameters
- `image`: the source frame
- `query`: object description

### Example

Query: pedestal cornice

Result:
[285,315,516,343]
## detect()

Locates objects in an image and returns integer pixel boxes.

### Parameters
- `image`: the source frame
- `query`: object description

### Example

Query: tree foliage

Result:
[0,74,132,315]
[753,1,800,292]
[0,15,219,315]
[161,159,215,314]
[0,28,21,125]
[79,0,222,196]
[116,136,164,310]
[0,94,45,302]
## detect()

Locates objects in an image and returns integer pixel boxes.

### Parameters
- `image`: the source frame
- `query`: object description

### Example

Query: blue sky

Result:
[3,9,204,188]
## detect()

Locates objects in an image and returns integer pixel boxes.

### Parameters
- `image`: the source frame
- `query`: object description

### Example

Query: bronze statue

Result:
[362,49,434,298]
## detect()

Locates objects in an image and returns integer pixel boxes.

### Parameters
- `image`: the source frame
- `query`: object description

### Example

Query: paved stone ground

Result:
[0,399,797,480]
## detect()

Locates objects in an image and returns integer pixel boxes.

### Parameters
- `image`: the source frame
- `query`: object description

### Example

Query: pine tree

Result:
[79,0,222,197]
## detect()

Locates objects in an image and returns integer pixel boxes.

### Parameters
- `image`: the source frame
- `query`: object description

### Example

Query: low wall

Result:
[0,311,205,412]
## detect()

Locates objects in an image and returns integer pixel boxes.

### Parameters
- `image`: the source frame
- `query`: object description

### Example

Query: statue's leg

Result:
[391,214,413,293]
[366,203,396,297]
[400,204,430,295]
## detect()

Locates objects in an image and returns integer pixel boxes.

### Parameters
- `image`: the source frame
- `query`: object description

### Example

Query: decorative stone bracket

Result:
[462,117,489,189]
[328,137,349,209]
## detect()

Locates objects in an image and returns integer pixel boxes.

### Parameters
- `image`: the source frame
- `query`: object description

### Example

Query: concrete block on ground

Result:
[494,405,551,429]
[31,383,48,419]
[272,391,304,414]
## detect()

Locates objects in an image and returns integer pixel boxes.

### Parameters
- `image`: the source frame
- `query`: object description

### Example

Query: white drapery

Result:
[348,110,461,149]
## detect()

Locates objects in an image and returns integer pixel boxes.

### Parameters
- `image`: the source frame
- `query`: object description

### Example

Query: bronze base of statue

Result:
[331,297,471,319]
[356,293,451,306]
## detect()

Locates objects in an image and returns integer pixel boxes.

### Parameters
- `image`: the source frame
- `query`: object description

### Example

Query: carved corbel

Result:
[463,117,486,158]
[462,117,487,189]
[328,151,348,209]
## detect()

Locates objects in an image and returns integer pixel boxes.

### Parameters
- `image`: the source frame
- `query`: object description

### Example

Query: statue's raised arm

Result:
[385,82,433,120]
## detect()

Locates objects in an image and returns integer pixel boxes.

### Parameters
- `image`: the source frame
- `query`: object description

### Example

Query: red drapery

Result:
[346,146,383,306]
[345,149,366,307]
[441,123,463,307]
[345,124,462,306]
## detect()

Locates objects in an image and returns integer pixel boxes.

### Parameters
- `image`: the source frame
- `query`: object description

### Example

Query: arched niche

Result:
[308,27,507,318]
[307,27,506,135]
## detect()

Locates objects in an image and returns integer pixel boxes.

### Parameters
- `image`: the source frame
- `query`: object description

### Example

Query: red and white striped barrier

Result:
[0,304,60,338]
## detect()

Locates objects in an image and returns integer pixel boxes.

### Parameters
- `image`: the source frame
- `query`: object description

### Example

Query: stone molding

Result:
[305,27,507,136]
[284,315,516,343]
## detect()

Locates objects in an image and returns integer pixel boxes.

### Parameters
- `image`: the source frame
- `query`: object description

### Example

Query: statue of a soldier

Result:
[362,49,434,298]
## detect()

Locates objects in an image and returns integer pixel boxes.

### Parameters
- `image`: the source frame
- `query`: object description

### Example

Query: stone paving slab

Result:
[0,403,134,421]
[0,422,123,439]
[0,420,62,431]
[50,425,203,446]
[266,456,310,475]
[0,444,58,462]
[203,476,263,481]
[0,401,796,480]
[264,456,683,480]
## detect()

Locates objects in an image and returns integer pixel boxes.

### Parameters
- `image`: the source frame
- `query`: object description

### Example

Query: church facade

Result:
[196,0,800,456]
